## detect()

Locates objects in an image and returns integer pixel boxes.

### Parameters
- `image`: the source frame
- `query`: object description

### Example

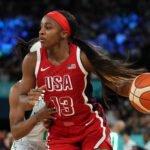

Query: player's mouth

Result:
[39,37,46,43]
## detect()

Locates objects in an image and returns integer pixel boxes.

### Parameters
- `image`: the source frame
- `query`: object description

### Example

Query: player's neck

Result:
[47,41,70,64]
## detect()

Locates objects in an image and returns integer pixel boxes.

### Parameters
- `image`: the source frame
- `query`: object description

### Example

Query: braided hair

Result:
[12,37,39,61]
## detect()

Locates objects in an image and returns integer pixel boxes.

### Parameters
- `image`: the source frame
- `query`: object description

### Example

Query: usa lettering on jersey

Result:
[45,74,73,92]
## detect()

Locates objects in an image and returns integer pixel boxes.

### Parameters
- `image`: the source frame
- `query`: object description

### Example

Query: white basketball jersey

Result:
[23,99,47,142]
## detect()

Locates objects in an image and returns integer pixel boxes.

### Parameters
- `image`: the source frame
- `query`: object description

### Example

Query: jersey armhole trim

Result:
[77,47,88,75]
[35,48,41,78]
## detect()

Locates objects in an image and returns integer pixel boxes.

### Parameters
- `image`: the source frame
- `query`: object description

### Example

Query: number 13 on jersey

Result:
[50,96,75,116]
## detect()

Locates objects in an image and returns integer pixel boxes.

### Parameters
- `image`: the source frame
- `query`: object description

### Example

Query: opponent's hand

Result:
[35,101,57,122]
[42,102,55,130]
[25,85,46,110]
[43,119,52,130]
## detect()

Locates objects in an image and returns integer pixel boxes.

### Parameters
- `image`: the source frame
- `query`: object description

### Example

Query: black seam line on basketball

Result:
[130,91,150,101]
[133,74,150,103]
[130,92,149,111]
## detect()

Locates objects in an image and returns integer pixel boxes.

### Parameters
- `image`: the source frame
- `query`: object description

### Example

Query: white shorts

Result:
[11,138,48,150]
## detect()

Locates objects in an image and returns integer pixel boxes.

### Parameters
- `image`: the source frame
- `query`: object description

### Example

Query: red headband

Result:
[45,11,71,37]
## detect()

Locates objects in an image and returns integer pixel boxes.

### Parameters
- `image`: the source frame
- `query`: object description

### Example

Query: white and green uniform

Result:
[11,99,48,150]
[110,132,119,150]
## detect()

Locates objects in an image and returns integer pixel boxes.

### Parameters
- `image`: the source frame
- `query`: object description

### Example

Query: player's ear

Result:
[60,30,68,39]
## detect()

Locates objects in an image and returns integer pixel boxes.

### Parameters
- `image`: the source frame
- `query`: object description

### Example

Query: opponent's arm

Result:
[9,82,56,140]
[9,82,38,140]
[80,51,131,97]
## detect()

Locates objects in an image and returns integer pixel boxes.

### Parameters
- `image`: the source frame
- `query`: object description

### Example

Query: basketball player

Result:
[10,39,56,150]
[19,10,144,150]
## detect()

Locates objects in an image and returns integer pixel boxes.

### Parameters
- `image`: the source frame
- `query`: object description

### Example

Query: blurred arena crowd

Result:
[0,0,150,149]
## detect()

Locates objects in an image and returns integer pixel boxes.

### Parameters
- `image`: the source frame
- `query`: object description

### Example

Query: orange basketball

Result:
[129,73,150,113]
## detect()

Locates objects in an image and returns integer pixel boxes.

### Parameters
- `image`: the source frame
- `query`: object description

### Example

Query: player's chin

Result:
[41,43,48,49]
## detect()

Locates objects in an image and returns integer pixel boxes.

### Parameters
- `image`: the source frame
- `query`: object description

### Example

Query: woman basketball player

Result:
[10,39,56,150]
[19,10,144,150]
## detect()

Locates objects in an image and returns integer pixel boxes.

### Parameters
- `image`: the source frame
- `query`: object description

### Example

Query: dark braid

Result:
[12,37,39,61]
[58,10,145,107]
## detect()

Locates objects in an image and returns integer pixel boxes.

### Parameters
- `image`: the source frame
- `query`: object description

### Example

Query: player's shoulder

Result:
[11,81,21,92]
[22,51,37,71]
[24,51,37,62]
[9,81,21,105]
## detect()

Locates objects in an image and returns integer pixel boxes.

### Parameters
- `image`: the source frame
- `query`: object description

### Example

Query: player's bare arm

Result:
[19,52,46,110]
[19,52,37,109]
[9,82,56,140]
[80,50,131,97]
[10,82,39,140]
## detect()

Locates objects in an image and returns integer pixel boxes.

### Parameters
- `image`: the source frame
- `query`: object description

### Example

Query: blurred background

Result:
[0,0,150,149]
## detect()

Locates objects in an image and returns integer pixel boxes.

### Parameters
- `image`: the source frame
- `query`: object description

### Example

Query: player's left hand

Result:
[23,85,46,111]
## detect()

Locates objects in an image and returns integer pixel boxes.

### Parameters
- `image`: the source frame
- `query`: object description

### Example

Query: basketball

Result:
[129,73,150,113]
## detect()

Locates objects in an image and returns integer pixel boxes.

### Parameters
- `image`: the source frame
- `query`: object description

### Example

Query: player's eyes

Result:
[45,26,51,30]
[39,24,52,30]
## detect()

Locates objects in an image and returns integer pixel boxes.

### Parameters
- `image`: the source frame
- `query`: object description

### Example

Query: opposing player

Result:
[9,39,56,150]
[19,10,144,150]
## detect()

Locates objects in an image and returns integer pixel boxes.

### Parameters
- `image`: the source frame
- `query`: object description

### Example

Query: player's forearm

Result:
[19,94,33,111]
[11,115,38,140]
